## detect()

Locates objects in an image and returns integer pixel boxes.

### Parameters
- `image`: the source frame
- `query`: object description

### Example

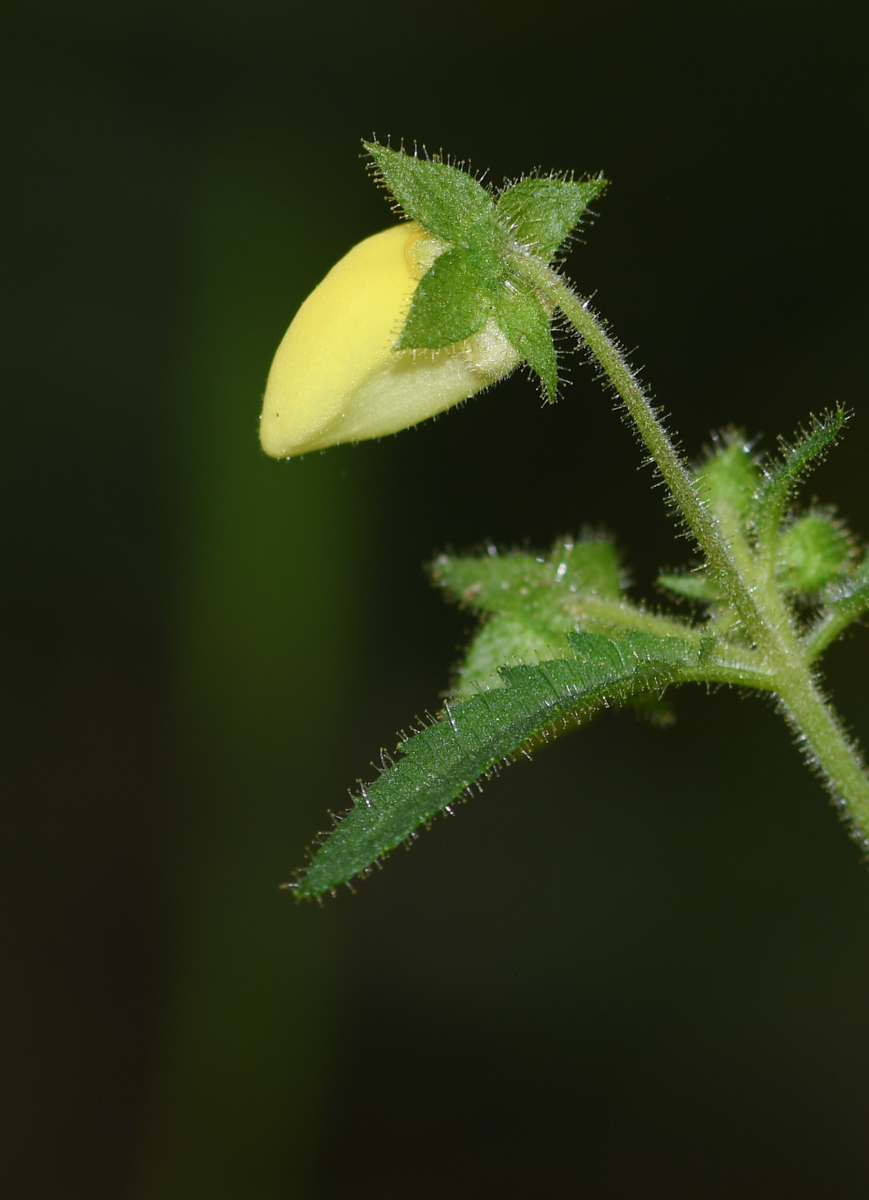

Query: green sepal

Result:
[289,628,698,898]
[365,141,608,403]
[400,248,494,348]
[497,174,606,260]
[364,141,497,245]
[495,285,559,402]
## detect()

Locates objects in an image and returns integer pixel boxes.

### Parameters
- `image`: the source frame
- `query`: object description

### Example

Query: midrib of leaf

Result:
[290,631,698,898]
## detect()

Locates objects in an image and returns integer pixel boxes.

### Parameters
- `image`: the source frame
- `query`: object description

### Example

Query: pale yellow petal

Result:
[259,224,520,458]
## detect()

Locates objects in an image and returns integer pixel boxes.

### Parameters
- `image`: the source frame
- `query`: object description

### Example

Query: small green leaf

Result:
[777,513,851,594]
[400,249,493,348]
[496,174,606,260]
[495,286,559,402]
[364,141,497,245]
[289,629,698,898]
[694,435,759,522]
[438,538,626,698]
[434,535,624,618]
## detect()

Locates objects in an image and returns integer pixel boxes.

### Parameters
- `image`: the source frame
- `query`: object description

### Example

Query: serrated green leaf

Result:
[399,248,493,349]
[497,174,606,260]
[573,628,696,668]
[365,141,497,245]
[454,612,570,697]
[290,630,698,898]
[495,285,559,402]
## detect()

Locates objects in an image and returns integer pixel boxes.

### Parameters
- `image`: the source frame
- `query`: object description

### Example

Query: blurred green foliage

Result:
[128,143,371,1198]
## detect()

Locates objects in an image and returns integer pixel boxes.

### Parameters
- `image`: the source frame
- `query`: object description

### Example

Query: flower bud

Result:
[259,222,520,458]
[695,437,759,520]
[777,513,851,594]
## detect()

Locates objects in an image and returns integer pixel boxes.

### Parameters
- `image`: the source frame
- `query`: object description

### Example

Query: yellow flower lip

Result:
[259,222,520,458]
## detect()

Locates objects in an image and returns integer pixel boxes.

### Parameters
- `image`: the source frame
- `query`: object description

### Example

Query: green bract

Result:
[365,141,605,402]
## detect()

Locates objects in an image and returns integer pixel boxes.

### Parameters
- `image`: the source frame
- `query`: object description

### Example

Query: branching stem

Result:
[513,255,869,844]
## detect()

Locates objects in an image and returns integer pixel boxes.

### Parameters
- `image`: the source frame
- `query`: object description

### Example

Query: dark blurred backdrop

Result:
[3,2,869,1197]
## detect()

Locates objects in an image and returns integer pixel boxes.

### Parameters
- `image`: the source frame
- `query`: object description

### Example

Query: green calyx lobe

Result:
[364,141,606,402]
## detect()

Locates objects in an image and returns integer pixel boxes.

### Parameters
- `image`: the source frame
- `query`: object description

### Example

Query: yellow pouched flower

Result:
[259,141,606,459]
[259,221,521,459]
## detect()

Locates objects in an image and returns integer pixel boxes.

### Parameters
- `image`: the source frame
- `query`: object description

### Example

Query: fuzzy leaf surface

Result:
[365,142,497,245]
[495,285,560,402]
[753,408,847,547]
[497,175,606,259]
[435,536,624,616]
[435,537,630,695]
[807,556,869,659]
[290,630,698,898]
[400,248,495,348]
[777,513,851,594]
[695,437,760,522]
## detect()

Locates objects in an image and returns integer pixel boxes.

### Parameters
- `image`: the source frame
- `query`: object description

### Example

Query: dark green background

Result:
[3,3,869,1196]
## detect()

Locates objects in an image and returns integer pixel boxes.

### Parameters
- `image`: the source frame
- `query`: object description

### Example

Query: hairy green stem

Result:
[561,594,700,641]
[776,673,869,840]
[562,595,771,685]
[540,270,772,645]
[515,257,869,842]
[805,590,869,662]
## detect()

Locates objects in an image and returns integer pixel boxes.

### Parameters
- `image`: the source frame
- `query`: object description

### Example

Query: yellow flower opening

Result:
[259,222,520,458]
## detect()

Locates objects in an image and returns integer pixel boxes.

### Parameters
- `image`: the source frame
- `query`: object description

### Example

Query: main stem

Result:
[776,672,869,842]
[522,259,869,843]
